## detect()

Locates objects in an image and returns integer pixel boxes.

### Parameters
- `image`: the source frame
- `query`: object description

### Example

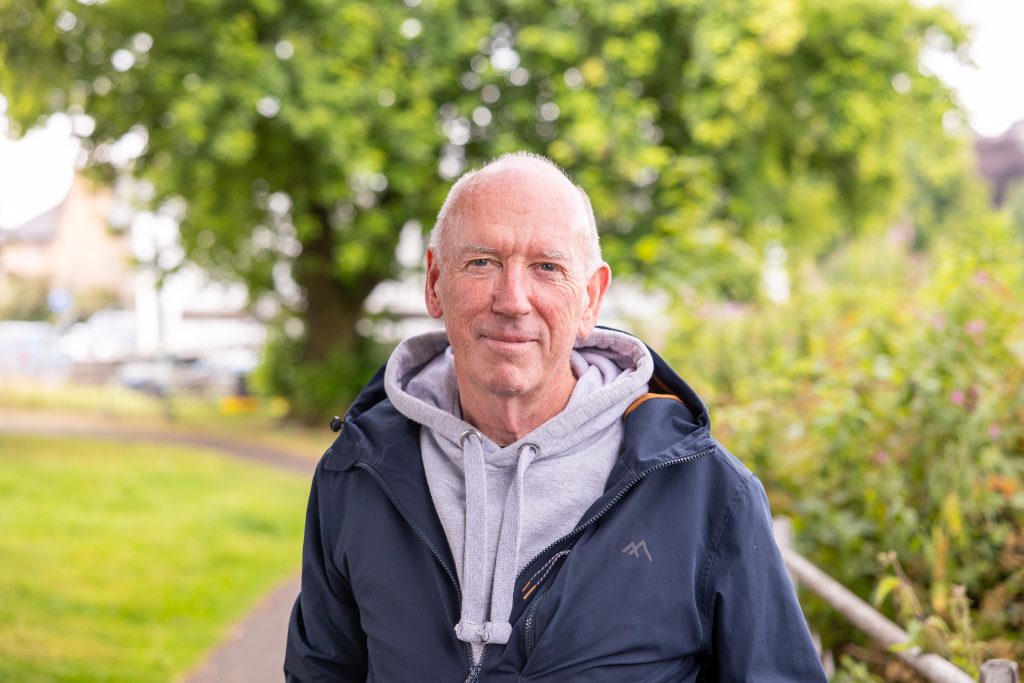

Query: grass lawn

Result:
[0,434,311,683]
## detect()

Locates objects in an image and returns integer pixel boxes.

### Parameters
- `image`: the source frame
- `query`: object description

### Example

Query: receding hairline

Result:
[429,152,601,274]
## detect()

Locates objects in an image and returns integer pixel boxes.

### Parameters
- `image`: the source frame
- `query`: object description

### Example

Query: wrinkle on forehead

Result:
[456,241,575,264]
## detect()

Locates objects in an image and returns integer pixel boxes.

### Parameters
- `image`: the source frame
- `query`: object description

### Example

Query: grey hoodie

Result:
[384,328,653,660]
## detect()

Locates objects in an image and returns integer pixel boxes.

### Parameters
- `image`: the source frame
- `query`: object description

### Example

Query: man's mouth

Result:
[481,334,535,347]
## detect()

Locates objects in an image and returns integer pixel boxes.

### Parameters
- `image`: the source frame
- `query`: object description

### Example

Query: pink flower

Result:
[966,319,986,336]
[988,423,1001,440]
[873,450,890,465]
[951,389,965,406]
[931,314,947,331]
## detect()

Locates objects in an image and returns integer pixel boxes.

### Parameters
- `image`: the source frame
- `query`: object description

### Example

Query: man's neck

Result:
[459,370,577,447]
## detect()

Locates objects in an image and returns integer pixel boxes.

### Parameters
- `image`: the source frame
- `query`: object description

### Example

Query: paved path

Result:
[183,574,301,683]
[0,408,315,683]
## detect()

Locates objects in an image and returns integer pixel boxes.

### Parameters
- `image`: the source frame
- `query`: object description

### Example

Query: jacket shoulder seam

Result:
[624,392,683,417]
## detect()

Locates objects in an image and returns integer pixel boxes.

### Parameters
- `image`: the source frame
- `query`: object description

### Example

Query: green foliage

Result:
[874,553,990,672]
[0,434,309,682]
[0,0,968,415]
[663,215,1024,664]
[1006,178,1024,239]
[832,656,885,683]
[253,319,391,422]
[0,275,51,320]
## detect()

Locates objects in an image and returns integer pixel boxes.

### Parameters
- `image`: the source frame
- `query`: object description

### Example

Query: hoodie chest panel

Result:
[489,477,709,682]
[436,458,619,577]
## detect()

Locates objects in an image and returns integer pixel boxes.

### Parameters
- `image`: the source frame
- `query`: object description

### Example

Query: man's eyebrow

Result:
[455,243,574,263]
[458,243,499,255]
[537,249,573,262]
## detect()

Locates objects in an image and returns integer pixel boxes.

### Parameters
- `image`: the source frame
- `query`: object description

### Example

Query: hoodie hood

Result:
[385,329,654,463]
[384,328,653,654]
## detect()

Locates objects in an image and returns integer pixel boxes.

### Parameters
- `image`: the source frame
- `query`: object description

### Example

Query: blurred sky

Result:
[2,0,1023,228]
[921,0,1024,138]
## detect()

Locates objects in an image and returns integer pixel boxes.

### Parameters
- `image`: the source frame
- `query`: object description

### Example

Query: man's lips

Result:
[480,334,536,347]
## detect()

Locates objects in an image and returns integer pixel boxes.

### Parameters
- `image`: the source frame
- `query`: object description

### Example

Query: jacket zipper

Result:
[523,587,549,658]
[515,445,716,583]
[355,462,479,677]
[467,643,489,682]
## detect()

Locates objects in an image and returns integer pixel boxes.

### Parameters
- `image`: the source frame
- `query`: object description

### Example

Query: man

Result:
[285,153,826,682]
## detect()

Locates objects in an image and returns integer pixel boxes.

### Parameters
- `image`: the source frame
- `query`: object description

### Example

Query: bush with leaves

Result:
[662,214,1024,669]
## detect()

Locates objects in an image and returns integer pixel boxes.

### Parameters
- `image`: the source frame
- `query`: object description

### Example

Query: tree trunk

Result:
[294,207,376,365]
[283,206,387,421]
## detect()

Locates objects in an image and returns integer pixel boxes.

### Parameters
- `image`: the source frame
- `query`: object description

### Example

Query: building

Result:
[975,119,1024,206]
[0,144,264,391]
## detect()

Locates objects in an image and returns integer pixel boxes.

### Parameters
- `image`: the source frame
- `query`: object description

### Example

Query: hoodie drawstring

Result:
[485,442,536,644]
[454,430,537,647]
[454,429,488,643]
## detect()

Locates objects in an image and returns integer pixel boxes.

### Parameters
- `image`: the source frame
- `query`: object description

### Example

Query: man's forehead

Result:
[454,168,585,225]
[448,200,585,253]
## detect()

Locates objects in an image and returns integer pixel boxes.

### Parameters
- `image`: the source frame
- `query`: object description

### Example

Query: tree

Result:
[0,0,968,418]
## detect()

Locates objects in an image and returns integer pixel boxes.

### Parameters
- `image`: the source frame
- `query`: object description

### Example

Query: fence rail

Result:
[772,517,1019,683]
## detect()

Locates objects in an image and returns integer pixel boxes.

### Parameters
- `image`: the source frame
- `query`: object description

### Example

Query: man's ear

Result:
[425,248,444,319]
[577,262,611,337]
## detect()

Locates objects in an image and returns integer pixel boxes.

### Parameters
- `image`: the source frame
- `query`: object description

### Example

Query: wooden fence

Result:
[772,517,1019,683]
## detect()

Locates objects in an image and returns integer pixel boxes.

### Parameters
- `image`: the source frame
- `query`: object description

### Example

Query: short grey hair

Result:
[428,151,602,276]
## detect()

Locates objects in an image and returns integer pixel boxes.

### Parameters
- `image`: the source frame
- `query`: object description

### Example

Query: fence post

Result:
[980,660,1019,683]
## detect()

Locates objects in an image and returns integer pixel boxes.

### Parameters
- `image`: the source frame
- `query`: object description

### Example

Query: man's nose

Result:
[491,266,532,317]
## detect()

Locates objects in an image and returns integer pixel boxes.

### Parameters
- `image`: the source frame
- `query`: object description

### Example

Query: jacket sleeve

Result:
[284,462,368,682]
[699,475,827,682]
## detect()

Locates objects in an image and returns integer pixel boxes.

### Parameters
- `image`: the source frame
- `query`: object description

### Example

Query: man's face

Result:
[425,163,610,407]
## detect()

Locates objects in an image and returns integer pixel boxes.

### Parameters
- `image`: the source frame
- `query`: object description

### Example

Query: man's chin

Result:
[477,366,535,398]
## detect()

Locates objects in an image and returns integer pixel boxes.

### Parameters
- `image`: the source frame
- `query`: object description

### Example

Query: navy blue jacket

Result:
[285,344,827,682]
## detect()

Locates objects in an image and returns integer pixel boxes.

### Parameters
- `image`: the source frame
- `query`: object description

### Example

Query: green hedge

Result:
[663,215,1024,670]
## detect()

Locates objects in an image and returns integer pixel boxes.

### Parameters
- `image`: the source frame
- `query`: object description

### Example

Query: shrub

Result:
[663,215,1024,667]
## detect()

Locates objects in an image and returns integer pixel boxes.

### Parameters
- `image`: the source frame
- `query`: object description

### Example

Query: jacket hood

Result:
[381,329,654,459]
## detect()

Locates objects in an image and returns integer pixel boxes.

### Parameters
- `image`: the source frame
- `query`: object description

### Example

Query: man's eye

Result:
[537,263,559,273]
[469,258,491,267]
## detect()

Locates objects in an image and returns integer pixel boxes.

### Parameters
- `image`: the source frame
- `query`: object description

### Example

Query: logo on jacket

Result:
[621,539,653,562]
